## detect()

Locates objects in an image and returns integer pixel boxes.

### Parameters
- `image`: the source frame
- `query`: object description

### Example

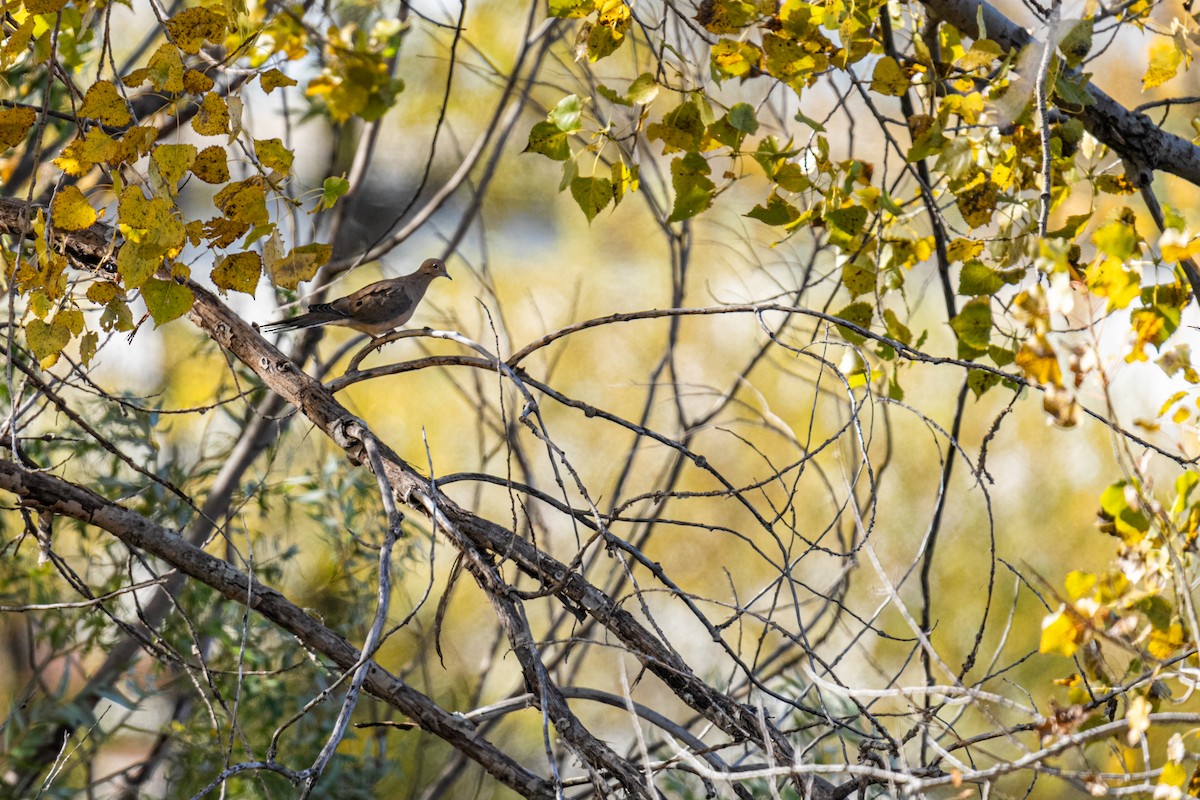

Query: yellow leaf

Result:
[183,69,215,94]
[86,282,120,305]
[214,179,269,225]
[192,145,230,184]
[253,138,294,173]
[1040,606,1080,656]
[1016,335,1064,387]
[192,92,230,136]
[1,16,35,71]
[184,220,205,246]
[946,237,984,264]
[260,68,297,94]
[267,243,332,290]
[151,143,198,187]
[119,188,184,249]
[53,128,121,176]
[1162,241,1200,262]
[870,55,909,96]
[78,81,132,127]
[711,39,762,80]
[117,242,160,288]
[1086,256,1141,310]
[203,218,251,249]
[23,0,67,13]
[1160,761,1187,788]
[1148,623,1185,659]
[0,106,36,151]
[1064,570,1096,601]
[25,317,70,367]
[955,174,998,228]
[1144,38,1183,90]
[79,331,98,367]
[124,44,185,94]
[50,186,97,231]
[212,251,262,295]
[117,188,186,287]
[119,126,158,161]
[59,308,83,336]
[165,7,228,55]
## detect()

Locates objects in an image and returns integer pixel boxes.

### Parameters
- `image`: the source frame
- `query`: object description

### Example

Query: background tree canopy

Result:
[3,0,1200,796]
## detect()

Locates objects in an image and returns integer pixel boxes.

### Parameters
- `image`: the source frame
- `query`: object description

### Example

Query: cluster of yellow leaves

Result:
[704,0,842,93]
[0,0,354,371]
[306,21,406,123]
[1042,474,1200,697]
[549,0,632,62]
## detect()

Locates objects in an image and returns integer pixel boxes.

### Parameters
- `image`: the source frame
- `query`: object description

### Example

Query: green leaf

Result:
[319,176,350,210]
[1099,480,1151,542]
[626,73,659,105]
[526,121,571,161]
[1135,595,1174,632]
[141,278,195,325]
[647,99,706,154]
[950,296,992,351]
[745,192,801,226]
[793,107,826,132]
[1048,213,1092,239]
[825,205,867,237]
[906,115,948,161]
[1057,18,1093,68]
[667,153,715,222]
[570,175,614,223]
[833,301,873,344]
[549,94,583,132]
[967,368,1001,397]
[1053,72,1095,109]
[79,331,98,367]
[958,260,1023,296]
[597,83,632,106]
[727,102,758,134]
[883,308,912,345]
[1174,471,1199,514]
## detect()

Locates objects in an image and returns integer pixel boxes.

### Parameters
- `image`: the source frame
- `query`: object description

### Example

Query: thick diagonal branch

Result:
[0,459,556,800]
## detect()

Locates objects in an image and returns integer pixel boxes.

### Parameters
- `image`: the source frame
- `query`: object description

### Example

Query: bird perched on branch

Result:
[262,257,451,336]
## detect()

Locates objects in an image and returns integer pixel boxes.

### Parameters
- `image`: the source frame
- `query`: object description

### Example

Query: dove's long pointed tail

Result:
[260,311,342,332]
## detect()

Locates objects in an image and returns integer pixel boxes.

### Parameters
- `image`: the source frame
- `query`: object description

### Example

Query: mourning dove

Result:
[262,258,451,336]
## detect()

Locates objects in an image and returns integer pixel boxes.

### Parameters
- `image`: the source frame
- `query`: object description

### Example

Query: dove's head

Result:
[419,258,451,281]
